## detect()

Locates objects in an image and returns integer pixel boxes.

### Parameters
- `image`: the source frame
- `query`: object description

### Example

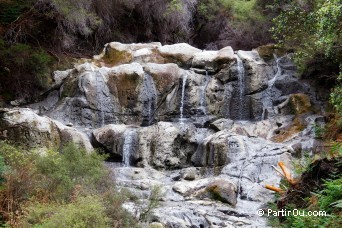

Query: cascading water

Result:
[122,128,136,167]
[198,70,210,116]
[235,54,245,120]
[141,73,157,125]
[179,73,188,123]
[268,54,282,88]
[96,71,105,127]
[261,54,284,120]
[91,66,105,127]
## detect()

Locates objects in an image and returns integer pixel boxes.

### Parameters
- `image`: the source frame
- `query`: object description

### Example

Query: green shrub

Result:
[271,0,341,71]
[0,39,53,100]
[0,0,33,24]
[139,185,163,221]
[0,155,6,184]
[0,142,137,227]
[318,177,342,213]
[34,143,108,200]
[23,195,111,227]
[330,73,342,116]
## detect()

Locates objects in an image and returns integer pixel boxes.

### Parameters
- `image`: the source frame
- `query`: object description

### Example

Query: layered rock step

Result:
[0,42,329,227]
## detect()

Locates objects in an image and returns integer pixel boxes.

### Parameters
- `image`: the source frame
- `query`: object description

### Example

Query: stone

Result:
[0,108,93,152]
[158,43,202,66]
[255,44,287,61]
[53,69,72,86]
[209,119,234,131]
[237,50,270,95]
[191,46,235,71]
[204,179,237,206]
[180,167,197,181]
[143,63,183,106]
[149,222,164,228]
[278,93,312,115]
[172,177,237,205]
[0,108,61,148]
[53,120,93,153]
[92,124,130,157]
[100,42,134,66]
[147,122,196,169]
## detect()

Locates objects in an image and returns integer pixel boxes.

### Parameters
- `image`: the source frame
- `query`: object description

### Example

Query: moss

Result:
[272,117,306,143]
[61,77,78,98]
[289,94,313,115]
[256,44,287,60]
[112,73,140,108]
[207,185,229,203]
[102,48,133,66]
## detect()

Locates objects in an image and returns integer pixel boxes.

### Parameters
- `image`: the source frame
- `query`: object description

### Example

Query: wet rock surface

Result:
[0,42,330,227]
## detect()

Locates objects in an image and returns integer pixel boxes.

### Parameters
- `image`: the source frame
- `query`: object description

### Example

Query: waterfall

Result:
[180,73,188,123]
[122,128,136,167]
[92,66,105,127]
[198,70,210,115]
[268,54,282,88]
[141,73,157,125]
[236,55,245,120]
[261,54,284,119]
[97,71,105,127]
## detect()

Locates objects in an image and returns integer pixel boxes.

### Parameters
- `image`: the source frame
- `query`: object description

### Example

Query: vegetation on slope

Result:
[266,1,341,226]
[0,142,138,227]
[267,153,342,227]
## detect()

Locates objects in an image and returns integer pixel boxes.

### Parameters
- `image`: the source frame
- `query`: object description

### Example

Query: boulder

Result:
[96,42,133,66]
[180,167,198,181]
[92,124,130,157]
[278,93,312,115]
[192,46,235,70]
[0,108,93,151]
[158,43,201,66]
[203,179,237,205]
[209,118,234,131]
[53,121,93,153]
[172,177,237,205]
[255,44,287,61]
[149,222,164,228]
[143,63,182,93]
[237,50,270,95]
[148,122,196,169]
[0,108,61,148]
[94,42,165,66]
[143,63,183,117]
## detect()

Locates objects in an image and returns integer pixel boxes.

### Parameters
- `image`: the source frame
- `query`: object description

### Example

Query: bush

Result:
[268,152,342,227]
[34,143,108,201]
[330,73,342,116]
[0,0,33,24]
[283,177,342,227]
[23,196,111,227]
[0,39,53,101]
[271,0,341,72]
[194,0,272,50]
[0,142,137,227]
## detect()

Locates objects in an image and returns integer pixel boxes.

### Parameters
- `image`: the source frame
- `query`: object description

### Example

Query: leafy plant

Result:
[23,195,111,227]
[271,0,341,71]
[0,142,137,227]
[330,72,342,116]
[0,39,53,100]
[139,185,163,221]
